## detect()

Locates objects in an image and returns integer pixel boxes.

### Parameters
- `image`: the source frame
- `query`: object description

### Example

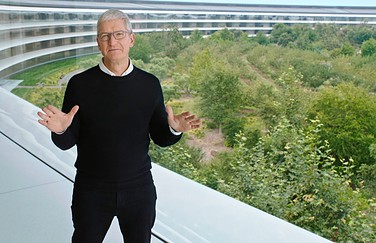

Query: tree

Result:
[340,43,355,56]
[147,32,167,54]
[309,83,376,168]
[345,25,375,45]
[130,34,153,63]
[277,66,311,128]
[331,43,355,57]
[173,73,190,94]
[213,119,375,242]
[198,64,243,130]
[165,25,187,58]
[270,23,296,46]
[188,49,214,93]
[189,29,203,43]
[361,38,376,57]
[314,24,342,50]
[148,56,175,80]
[209,28,235,42]
[253,31,269,45]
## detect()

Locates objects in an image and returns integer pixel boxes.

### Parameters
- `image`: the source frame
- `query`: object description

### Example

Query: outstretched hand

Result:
[166,105,201,133]
[37,105,79,134]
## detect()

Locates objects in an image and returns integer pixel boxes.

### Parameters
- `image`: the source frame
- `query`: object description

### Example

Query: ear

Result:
[129,33,135,48]
[97,37,102,51]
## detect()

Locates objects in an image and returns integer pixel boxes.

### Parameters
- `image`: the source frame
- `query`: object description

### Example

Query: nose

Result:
[108,34,117,44]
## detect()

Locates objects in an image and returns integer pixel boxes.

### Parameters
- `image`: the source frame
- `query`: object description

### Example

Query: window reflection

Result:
[0,1,375,79]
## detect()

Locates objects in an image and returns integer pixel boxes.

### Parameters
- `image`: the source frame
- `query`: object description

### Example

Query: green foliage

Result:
[138,29,188,59]
[276,66,311,128]
[270,23,296,46]
[344,25,376,45]
[361,38,376,57]
[246,44,376,89]
[253,31,270,45]
[268,23,375,53]
[292,24,318,50]
[11,54,100,107]
[246,45,333,88]
[198,64,243,128]
[161,82,180,103]
[164,25,188,58]
[247,83,282,128]
[357,163,376,198]
[189,29,203,43]
[244,66,311,129]
[172,73,190,94]
[188,49,214,93]
[130,34,153,63]
[340,43,356,56]
[212,119,375,242]
[148,56,176,80]
[146,32,168,54]
[223,116,264,149]
[149,140,204,182]
[331,43,355,57]
[132,59,146,69]
[209,28,235,42]
[314,24,343,51]
[222,116,246,147]
[29,87,66,108]
[309,83,376,168]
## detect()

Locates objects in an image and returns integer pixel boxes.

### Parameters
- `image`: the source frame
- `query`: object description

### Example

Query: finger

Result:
[190,118,201,125]
[47,105,62,114]
[42,107,54,117]
[37,111,48,120]
[166,105,174,119]
[38,119,47,126]
[37,111,52,123]
[68,105,79,117]
[190,124,200,129]
[180,111,191,118]
[185,114,196,122]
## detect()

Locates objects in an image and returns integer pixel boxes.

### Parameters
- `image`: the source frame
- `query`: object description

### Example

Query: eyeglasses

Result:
[97,30,130,41]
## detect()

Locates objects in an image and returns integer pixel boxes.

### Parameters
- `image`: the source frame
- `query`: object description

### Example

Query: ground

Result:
[186,128,230,163]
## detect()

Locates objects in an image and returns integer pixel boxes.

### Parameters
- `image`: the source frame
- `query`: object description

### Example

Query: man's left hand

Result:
[166,105,201,133]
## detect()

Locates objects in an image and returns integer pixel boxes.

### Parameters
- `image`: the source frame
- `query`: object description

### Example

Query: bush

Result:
[213,118,375,242]
[309,83,376,168]
[361,38,376,57]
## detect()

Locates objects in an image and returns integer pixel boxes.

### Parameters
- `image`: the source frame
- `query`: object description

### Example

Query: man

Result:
[37,9,200,243]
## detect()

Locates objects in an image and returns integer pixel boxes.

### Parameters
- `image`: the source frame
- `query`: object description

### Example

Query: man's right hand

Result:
[37,105,79,134]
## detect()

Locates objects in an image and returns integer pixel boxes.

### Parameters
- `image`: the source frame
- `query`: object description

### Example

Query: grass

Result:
[11,54,100,87]
[11,54,100,100]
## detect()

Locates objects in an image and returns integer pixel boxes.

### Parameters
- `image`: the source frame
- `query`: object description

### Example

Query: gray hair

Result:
[97,9,133,34]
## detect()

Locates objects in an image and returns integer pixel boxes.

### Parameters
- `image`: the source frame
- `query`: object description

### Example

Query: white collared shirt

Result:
[99,58,134,77]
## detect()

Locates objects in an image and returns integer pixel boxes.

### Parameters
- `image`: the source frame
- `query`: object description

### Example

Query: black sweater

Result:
[52,65,181,190]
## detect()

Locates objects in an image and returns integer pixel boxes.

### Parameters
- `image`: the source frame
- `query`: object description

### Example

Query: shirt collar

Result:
[99,58,134,77]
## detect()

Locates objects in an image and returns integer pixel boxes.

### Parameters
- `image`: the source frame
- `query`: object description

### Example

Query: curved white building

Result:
[1,0,376,78]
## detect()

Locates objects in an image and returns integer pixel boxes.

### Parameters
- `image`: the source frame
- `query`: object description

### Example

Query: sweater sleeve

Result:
[51,78,80,150]
[149,82,182,147]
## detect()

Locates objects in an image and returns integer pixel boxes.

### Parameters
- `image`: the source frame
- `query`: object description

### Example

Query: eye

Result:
[99,33,109,41]
[114,31,126,39]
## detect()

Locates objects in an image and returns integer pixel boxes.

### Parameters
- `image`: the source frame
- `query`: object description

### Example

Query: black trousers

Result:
[71,183,157,243]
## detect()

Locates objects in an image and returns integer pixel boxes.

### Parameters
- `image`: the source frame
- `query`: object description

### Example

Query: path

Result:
[186,129,230,163]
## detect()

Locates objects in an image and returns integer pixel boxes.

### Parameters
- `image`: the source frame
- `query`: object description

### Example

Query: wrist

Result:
[54,129,66,135]
[169,126,182,135]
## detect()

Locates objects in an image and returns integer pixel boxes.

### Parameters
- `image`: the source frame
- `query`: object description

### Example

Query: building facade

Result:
[1,0,376,79]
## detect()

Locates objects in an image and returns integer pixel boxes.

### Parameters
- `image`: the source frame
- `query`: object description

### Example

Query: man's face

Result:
[97,19,135,63]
